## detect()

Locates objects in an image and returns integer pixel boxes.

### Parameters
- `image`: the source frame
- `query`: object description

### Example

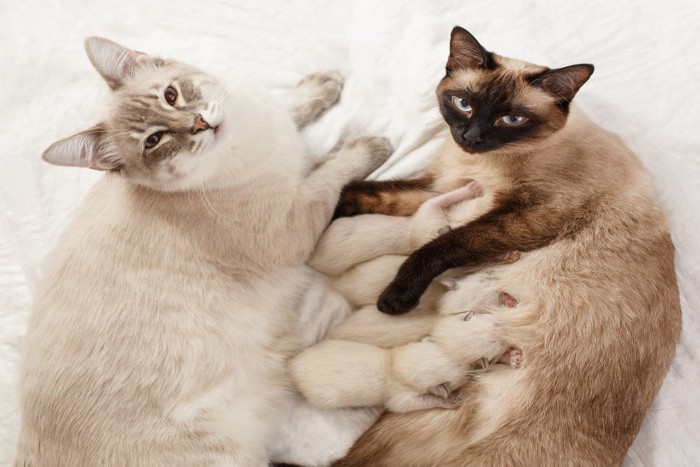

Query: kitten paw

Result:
[291,71,344,126]
[388,392,461,413]
[498,348,524,368]
[499,292,518,307]
[427,382,450,398]
[500,251,521,263]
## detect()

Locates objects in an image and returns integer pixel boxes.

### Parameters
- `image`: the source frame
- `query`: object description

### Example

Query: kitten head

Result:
[437,27,593,154]
[42,37,231,191]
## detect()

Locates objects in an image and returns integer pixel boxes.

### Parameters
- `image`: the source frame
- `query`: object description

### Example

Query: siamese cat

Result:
[293,27,681,465]
[15,37,392,466]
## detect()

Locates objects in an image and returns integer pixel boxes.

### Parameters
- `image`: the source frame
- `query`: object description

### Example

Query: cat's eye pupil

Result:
[145,131,163,148]
[165,86,178,105]
[451,96,472,114]
[502,115,526,126]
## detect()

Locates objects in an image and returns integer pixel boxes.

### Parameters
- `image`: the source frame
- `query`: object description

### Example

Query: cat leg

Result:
[330,255,406,306]
[290,136,392,262]
[310,183,483,277]
[288,71,344,127]
[376,187,564,314]
[334,176,438,218]
[329,304,435,347]
[310,216,411,277]
[408,181,484,249]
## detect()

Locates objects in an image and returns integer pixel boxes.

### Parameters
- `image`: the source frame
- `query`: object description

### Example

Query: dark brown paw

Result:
[377,284,420,315]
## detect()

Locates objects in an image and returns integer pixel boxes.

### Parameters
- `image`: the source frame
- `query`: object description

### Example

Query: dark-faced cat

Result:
[292,27,680,465]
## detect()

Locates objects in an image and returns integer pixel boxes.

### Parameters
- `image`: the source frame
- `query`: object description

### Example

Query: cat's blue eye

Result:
[145,131,163,148]
[500,115,527,126]
[451,96,473,115]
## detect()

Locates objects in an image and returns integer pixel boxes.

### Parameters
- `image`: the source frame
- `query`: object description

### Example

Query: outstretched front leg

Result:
[377,185,569,314]
[288,71,344,128]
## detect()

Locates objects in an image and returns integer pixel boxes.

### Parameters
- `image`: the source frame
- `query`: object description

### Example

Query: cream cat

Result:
[15,37,392,466]
[292,27,680,465]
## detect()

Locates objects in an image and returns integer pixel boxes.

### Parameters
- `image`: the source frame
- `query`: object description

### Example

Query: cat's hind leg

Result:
[288,71,344,127]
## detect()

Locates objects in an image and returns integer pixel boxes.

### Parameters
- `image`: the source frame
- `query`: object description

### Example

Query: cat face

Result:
[437,27,593,154]
[43,38,231,191]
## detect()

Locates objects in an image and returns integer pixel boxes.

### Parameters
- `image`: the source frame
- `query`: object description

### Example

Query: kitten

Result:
[295,182,524,411]
[15,37,391,466]
[298,27,681,465]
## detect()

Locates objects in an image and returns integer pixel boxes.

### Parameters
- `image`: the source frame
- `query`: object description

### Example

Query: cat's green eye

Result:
[500,115,527,126]
[164,86,178,106]
[451,96,473,115]
[145,131,164,149]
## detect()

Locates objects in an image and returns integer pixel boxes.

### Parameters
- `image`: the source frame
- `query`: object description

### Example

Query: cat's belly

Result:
[169,267,307,443]
[21,261,308,463]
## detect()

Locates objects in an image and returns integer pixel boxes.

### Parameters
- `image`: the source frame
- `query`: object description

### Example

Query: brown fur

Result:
[332,27,680,465]
[333,177,438,218]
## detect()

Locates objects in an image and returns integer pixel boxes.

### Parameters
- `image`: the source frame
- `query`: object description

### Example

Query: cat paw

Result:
[498,348,524,368]
[427,382,450,398]
[377,282,419,315]
[500,251,521,263]
[291,71,344,126]
[345,135,393,177]
[499,292,518,307]
[387,392,461,413]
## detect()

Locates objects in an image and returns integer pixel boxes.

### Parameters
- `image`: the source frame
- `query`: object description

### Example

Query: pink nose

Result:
[192,115,211,134]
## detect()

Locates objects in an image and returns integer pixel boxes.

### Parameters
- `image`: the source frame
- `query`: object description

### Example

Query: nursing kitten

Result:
[295,183,525,413]
[15,37,391,466]
[299,27,681,465]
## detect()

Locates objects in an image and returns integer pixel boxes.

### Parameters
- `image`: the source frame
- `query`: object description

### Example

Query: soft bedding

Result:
[1,0,698,465]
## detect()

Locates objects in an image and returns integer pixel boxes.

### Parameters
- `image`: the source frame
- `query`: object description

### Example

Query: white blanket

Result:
[1,0,698,465]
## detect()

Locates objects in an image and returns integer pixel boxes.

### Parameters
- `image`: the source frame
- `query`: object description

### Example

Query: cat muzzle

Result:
[192,115,211,134]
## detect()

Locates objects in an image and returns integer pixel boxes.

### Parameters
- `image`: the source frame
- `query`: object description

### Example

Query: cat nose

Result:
[463,126,483,144]
[192,115,211,134]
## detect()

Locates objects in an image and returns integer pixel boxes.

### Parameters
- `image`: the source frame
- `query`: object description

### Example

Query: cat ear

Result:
[42,125,120,171]
[447,26,491,73]
[84,37,154,89]
[529,64,594,102]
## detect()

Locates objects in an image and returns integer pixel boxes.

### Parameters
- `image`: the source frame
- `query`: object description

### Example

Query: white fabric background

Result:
[1,0,698,465]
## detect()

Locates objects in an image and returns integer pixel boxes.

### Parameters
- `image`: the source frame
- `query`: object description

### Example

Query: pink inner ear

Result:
[42,127,117,171]
[84,37,150,89]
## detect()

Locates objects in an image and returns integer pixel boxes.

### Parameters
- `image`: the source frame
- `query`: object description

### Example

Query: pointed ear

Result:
[42,125,120,171]
[447,26,491,73]
[84,37,154,89]
[529,64,594,102]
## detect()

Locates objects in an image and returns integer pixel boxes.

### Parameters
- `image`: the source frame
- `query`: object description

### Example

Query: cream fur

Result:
[16,39,392,466]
